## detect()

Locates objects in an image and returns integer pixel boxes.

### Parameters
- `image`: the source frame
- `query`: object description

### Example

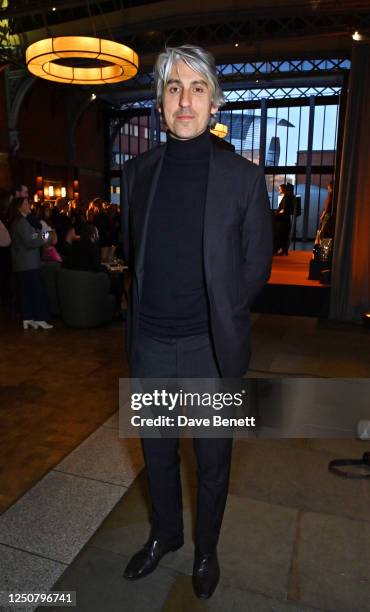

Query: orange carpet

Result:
[269,250,328,287]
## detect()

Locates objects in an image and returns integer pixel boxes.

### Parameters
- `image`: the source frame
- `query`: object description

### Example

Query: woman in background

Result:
[9,197,53,330]
[319,180,335,238]
[57,222,77,261]
[63,223,102,272]
[63,223,124,316]
[274,183,294,255]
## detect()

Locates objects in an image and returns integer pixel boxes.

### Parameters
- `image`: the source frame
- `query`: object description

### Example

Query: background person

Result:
[56,222,77,261]
[63,223,102,272]
[9,197,53,330]
[274,182,294,255]
[319,180,336,238]
[63,222,124,316]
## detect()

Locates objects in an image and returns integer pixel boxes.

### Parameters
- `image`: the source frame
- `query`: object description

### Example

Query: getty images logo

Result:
[130,389,246,411]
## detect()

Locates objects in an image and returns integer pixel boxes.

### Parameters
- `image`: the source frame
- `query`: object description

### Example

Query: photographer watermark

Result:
[119,378,370,439]
[119,378,257,438]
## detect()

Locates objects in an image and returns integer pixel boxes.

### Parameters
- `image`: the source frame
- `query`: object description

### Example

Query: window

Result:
[107,58,347,238]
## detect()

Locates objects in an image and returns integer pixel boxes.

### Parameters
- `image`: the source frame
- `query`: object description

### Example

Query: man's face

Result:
[160,60,218,140]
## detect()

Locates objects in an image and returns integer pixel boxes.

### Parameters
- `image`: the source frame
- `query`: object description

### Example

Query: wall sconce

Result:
[61,187,66,198]
[36,175,43,200]
[49,185,54,197]
[44,186,49,197]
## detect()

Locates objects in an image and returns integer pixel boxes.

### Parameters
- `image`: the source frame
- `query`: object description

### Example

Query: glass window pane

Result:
[110,119,121,170]
[217,108,261,163]
[108,90,340,241]
[110,177,120,206]
[265,105,310,168]
[312,104,339,165]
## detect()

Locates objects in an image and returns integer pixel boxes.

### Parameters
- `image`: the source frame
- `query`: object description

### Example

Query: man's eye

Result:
[194,87,205,93]
[169,86,180,93]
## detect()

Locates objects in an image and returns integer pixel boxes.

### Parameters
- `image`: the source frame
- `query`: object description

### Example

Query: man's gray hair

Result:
[154,45,225,114]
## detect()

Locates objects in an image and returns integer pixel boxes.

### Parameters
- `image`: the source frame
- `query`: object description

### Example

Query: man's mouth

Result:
[176,115,194,120]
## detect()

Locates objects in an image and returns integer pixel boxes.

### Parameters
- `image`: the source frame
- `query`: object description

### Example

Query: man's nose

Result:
[179,88,191,107]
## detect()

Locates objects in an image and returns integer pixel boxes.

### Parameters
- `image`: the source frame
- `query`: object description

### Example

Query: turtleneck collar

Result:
[165,129,211,161]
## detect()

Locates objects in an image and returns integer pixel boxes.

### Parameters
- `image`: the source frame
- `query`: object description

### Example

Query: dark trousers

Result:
[17,268,50,321]
[274,216,291,253]
[131,330,233,553]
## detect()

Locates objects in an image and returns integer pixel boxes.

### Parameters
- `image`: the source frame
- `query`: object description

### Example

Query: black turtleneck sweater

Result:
[139,129,211,337]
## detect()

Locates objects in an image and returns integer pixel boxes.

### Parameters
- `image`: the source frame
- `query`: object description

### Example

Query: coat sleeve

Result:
[241,166,273,305]
[16,218,45,249]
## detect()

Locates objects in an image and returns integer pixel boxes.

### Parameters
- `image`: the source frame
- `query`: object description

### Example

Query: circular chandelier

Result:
[26,36,139,85]
[210,123,228,139]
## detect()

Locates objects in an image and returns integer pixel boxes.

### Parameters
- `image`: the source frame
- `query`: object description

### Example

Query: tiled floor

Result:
[49,438,370,612]
[249,314,370,377]
[1,309,370,611]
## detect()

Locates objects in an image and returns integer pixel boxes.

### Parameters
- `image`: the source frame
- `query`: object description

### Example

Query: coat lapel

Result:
[203,140,230,287]
[134,146,166,301]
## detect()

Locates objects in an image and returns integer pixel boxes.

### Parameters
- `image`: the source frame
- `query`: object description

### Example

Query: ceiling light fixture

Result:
[26,36,139,85]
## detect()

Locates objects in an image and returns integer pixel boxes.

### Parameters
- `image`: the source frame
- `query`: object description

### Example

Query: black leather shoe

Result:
[192,549,220,599]
[123,536,183,580]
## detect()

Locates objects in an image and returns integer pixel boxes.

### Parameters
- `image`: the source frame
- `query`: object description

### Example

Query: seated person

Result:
[57,224,77,261]
[63,223,124,316]
[63,223,103,272]
[54,203,73,246]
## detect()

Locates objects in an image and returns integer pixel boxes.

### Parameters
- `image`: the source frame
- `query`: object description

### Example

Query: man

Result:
[122,45,272,599]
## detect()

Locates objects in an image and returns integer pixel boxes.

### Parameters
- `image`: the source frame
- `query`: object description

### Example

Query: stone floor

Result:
[46,436,370,612]
[249,314,370,377]
[0,309,370,611]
